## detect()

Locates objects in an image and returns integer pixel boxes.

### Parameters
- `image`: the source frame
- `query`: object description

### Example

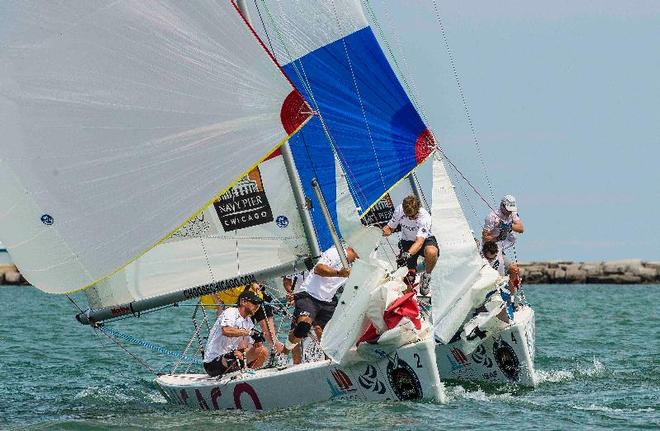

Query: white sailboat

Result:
[0,0,444,412]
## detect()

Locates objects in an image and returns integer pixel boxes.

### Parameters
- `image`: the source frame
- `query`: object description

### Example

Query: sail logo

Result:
[450,348,469,366]
[213,167,274,231]
[361,195,394,227]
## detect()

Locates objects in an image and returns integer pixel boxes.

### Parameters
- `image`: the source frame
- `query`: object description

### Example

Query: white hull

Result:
[156,339,444,411]
[436,305,537,387]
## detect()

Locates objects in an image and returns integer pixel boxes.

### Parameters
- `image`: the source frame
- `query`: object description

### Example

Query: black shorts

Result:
[292,292,337,329]
[399,236,439,270]
[203,352,243,377]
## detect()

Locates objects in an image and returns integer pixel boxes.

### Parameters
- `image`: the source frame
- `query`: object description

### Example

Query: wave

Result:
[535,357,606,384]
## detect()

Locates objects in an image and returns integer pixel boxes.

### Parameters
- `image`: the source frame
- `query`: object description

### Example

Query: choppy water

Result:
[1,284,658,430]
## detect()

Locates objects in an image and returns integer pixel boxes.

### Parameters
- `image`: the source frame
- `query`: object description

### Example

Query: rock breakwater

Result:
[519,259,660,284]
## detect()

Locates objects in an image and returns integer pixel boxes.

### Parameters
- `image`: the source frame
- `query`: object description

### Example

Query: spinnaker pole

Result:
[76,258,309,325]
[236,0,321,260]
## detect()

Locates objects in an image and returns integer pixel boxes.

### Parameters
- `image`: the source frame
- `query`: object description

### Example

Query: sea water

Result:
[0,284,658,430]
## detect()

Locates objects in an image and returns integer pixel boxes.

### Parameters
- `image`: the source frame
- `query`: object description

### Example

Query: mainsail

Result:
[0,1,308,294]
[249,0,435,248]
[429,155,499,343]
[85,149,313,309]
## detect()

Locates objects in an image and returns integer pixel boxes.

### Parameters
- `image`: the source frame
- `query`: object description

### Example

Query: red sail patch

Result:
[415,128,436,164]
[281,89,311,135]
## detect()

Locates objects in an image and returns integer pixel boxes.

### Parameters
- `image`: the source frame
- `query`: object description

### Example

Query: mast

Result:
[236,0,320,260]
[311,178,349,268]
[408,172,428,209]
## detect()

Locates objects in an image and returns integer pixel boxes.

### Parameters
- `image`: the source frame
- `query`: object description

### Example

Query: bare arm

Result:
[283,277,293,295]
[512,218,524,233]
[482,228,498,243]
[222,326,250,338]
[315,263,350,278]
[406,236,426,256]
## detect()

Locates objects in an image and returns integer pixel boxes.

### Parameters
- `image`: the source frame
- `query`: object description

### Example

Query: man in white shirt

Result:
[382,195,439,295]
[282,246,358,356]
[481,240,520,292]
[482,194,524,251]
[203,291,268,377]
[282,270,309,364]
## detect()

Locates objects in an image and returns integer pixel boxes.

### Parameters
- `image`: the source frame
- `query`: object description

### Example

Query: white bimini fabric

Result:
[300,247,348,302]
[0,1,301,293]
[204,307,254,363]
[430,155,499,344]
[386,206,433,242]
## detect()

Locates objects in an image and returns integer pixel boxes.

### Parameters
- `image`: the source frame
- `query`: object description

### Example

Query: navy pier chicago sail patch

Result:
[213,167,274,232]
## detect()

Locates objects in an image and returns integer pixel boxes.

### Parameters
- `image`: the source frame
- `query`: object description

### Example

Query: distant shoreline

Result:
[519,260,660,284]
[1,259,658,286]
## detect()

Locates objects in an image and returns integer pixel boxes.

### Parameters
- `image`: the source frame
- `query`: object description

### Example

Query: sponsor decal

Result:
[466,326,488,341]
[451,348,469,365]
[358,365,387,394]
[331,369,356,392]
[493,338,520,382]
[213,167,274,232]
[386,353,423,401]
[471,344,493,368]
[41,214,54,225]
[275,215,289,228]
[361,195,395,228]
[182,274,257,299]
[233,383,263,411]
[110,306,131,316]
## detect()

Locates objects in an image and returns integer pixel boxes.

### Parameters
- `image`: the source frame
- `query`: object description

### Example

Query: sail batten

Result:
[0,1,309,294]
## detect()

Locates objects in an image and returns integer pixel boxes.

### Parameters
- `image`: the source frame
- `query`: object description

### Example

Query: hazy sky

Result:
[368,1,660,261]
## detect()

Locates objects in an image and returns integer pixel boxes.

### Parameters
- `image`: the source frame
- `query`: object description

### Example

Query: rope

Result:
[430,0,497,206]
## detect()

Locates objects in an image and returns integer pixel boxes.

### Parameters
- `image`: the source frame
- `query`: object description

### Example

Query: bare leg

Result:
[292,343,302,364]
[246,344,268,369]
[423,245,439,273]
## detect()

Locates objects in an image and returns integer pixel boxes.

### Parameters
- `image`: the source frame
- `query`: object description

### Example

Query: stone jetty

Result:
[519,259,660,284]
[1,260,658,286]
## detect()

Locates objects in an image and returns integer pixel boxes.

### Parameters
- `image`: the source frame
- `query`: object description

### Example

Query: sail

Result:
[0,1,309,294]
[85,149,310,308]
[430,155,499,344]
[248,0,435,249]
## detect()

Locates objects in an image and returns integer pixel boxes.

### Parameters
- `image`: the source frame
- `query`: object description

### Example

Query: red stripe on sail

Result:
[281,89,311,135]
[415,128,436,164]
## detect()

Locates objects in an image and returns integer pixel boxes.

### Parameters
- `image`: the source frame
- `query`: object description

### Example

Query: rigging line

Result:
[435,149,498,215]
[330,0,387,193]
[95,326,158,375]
[431,0,497,205]
[256,0,371,209]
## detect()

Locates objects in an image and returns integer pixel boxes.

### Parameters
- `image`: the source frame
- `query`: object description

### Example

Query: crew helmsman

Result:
[203,291,268,377]
[282,245,358,356]
[382,195,439,296]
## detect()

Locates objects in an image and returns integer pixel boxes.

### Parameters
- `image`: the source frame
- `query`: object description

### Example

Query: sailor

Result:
[382,195,439,295]
[202,283,284,354]
[202,290,268,377]
[282,246,358,356]
[282,270,309,364]
[481,240,520,281]
[482,194,524,251]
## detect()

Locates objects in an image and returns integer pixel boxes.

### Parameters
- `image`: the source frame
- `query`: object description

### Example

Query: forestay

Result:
[430,155,499,343]
[0,1,307,293]
[85,149,310,308]
[249,0,435,249]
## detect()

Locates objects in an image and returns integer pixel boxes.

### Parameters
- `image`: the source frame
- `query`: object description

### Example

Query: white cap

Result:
[501,195,517,212]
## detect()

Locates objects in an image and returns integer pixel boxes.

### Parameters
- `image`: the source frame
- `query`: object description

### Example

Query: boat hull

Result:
[436,305,537,387]
[156,338,443,411]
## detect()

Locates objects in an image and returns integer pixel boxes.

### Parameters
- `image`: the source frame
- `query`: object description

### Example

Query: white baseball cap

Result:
[501,195,517,212]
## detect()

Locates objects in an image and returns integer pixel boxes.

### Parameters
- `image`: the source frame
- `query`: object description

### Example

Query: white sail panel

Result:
[85,152,309,308]
[430,155,499,344]
[0,1,307,293]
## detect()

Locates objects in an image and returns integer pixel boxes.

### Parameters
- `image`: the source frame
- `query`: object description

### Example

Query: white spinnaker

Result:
[247,0,368,64]
[431,155,499,344]
[0,1,303,293]
[85,152,309,308]
[335,158,382,259]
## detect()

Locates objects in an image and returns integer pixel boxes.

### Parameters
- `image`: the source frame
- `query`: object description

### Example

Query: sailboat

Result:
[0,0,443,412]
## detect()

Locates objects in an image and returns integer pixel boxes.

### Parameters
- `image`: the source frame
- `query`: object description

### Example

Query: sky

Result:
[367,0,660,262]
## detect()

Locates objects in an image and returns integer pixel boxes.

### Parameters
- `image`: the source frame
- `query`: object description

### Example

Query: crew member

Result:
[482,194,524,251]
[282,270,309,364]
[203,291,268,377]
[481,240,520,284]
[382,195,439,295]
[282,246,358,356]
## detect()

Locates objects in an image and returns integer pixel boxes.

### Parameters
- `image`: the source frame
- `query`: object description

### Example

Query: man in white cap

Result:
[482,194,524,251]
